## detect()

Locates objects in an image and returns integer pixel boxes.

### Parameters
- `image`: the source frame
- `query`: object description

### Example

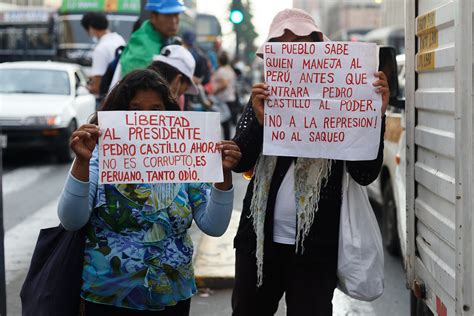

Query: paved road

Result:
[3,149,410,315]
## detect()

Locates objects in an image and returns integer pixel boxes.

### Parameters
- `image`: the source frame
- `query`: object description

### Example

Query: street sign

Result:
[59,0,141,14]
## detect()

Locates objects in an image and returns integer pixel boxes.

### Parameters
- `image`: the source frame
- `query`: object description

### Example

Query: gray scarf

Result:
[250,154,332,286]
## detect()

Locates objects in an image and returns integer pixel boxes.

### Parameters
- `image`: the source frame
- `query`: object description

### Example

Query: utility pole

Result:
[230,0,244,58]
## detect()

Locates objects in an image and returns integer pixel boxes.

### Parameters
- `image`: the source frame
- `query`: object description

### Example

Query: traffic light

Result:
[230,9,244,24]
[230,0,244,25]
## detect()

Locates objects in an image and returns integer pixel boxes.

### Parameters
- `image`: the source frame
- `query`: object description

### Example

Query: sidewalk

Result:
[194,210,240,289]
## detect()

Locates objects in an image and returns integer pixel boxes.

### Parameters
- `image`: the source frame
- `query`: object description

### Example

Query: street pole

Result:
[235,24,241,59]
[0,131,6,315]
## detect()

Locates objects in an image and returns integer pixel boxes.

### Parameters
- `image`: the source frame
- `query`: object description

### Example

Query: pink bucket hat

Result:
[256,8,329,58]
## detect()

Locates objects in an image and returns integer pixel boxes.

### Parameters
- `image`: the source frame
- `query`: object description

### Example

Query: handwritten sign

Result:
[98,111,223,184]
[263,42,381,160]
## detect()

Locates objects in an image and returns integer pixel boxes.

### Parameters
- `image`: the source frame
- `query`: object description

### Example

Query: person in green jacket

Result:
[116,0,186,80]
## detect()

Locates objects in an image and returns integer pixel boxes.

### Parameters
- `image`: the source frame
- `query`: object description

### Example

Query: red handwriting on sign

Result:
[345,73,367,85]
[265,45,276,55]
[271,130,286,141]
[101,170,144,183]
[309,131,345,143]
[102,143,136,156]
[322,87,353,98]
[265,57,293,69]
[299,72,334,84]
[139,143,187,155]
[340,99,374,112]
[324,43,349,55]
[190,141,220,153]
[269,86,309,98]
[103,128,121,140]
[323,116,378,129]
[142,155,195,168]
[267,99,311,109]
[265,114,282,127]
[128,126,201,141]
[125,113,190,127]
[350,58,362,69]
[281,43,316,55]
[266,70,291,83]
[123,157,136,169]
[302,58,342,70]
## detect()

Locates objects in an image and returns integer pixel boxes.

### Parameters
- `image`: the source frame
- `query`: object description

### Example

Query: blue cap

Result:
[182,30,196,45]
[145,0,187,14]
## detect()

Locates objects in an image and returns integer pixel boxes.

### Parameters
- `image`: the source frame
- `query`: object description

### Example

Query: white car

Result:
[0,61,96,161]
[368,54,406,258]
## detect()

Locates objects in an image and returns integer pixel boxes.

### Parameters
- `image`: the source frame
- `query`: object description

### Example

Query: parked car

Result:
[0,61,96,161]
[367,52,406,257]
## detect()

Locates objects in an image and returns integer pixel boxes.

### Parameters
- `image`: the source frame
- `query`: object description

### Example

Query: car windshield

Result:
[0,69,70,95]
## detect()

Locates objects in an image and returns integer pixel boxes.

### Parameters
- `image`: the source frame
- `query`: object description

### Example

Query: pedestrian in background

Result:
[181,30,214,112]
[211,51,236,140]
[230,8,390,316]
[57,69,241,315]
[80,12,125,97]
[182,30,212,86]
[111,0,186,87]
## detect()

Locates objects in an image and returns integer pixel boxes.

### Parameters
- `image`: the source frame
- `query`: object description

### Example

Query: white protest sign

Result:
[98,111,223,184]
[263,42,382,160]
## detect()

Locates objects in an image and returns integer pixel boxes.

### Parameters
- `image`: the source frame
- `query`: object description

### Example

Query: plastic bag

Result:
[337,163,384,301]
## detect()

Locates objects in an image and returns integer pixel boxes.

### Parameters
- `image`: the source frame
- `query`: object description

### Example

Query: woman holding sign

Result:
[57,69,241,315]
[231,8,390,316]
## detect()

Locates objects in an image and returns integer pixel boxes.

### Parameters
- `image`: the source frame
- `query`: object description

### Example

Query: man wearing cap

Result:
[116,0,186,80]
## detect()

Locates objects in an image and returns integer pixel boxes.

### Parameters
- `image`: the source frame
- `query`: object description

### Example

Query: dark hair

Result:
[81,12,108,31]
[218,51,229,66]
[147,61,191,86]
[90,69,179,124]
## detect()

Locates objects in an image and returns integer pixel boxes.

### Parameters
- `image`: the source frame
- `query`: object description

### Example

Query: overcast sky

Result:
[197,0,293,53]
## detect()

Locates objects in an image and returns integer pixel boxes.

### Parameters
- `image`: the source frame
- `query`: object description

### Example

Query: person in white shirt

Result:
[81,12,125,96]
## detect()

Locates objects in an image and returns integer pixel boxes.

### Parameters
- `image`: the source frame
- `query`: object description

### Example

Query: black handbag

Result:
[20,224,87,316]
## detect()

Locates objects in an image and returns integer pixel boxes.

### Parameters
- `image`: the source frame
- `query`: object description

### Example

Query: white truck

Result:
[405,0,473,315]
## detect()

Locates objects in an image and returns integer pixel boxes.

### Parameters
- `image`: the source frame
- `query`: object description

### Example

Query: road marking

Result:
[5,198,59,284]
[3,166,54,195]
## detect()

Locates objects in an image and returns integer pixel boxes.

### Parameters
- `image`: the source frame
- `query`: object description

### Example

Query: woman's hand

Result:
[220,140,242,171]
[373,71,390,116]
[70,124,100,163]
[251,83,269,125]
[69,124,100,182]
[215,141,241,191]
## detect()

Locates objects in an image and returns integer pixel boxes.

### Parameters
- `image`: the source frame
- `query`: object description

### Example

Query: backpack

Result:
[99,45,125,98]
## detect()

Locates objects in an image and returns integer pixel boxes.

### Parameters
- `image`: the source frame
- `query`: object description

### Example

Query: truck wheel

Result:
[382,183,401,256]
[57,120,76,163]
[410,292,434,316]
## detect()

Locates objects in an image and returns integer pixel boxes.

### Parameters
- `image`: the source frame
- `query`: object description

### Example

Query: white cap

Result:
[153,45,198,95]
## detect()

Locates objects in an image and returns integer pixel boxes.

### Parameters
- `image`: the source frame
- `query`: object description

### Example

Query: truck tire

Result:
[382,183,401,255]
[57,120,76,163]
[410,292,434,316]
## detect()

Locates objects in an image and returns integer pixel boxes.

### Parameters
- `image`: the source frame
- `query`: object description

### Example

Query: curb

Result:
[194,210,240,289]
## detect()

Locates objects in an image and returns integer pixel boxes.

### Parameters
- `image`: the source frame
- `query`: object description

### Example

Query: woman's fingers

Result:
[374,71,387,80]
[71,130,93,141]
[252,83,268,90]
[218,141,241,169]
[372,80,388,87]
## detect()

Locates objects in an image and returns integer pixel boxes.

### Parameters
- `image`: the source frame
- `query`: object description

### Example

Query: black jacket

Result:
[232,102,385,264]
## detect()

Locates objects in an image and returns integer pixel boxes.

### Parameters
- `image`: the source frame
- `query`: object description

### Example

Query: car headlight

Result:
[23,116,63,127]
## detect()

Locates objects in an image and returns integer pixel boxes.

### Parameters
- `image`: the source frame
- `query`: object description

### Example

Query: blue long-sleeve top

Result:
[57,147,234,311]
[58,148,234,236]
